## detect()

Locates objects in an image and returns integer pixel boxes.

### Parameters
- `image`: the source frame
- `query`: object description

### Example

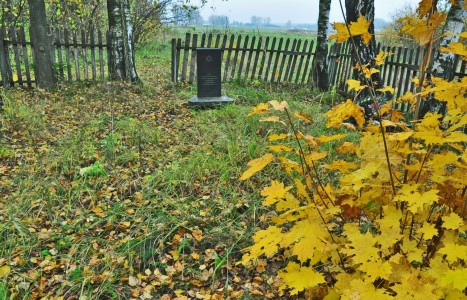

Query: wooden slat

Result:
[391,47,403,96]
[302,40,314,84]
[220,34,227,80]
[18,27,32,87]
[207,33,213,47]
[73,30,80,80]
[244,36,256,78]
[90,29,97,80]
[288,39,300,82]
[230,35,242,79]
[181,33,191,81]
[82,30,88,80]
[409,47,421,93]
[237,35,249,78]
[9,27,22,86]
[251,36,263,80]
[398,47,409,99]
[189,34,198,83]
[223,34,235,81]
[200,33,206,48]
[271,38,284,82]
[294,40,307,84]
[98,30,105,79]
[176,38,182,81]
[257,37,269,81]
[264,37,276,81]
[55,28,64,80]
[64,29,72,81]
[283,39,297,82]
[214,34,221,48]
[277,38,290,83]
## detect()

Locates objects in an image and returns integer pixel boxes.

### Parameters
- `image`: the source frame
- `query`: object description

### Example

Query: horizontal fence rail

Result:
[0,26,110,87]
[173,32,467,103]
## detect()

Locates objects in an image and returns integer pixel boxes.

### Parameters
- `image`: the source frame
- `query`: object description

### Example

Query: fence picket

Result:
[18,27,32,87]
[9,27,23,86]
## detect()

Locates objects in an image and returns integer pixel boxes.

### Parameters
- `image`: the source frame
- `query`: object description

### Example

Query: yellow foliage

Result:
[324,99,365,128]
[239,1,467,297]
[239,153,275,180]
[278,262,326,295]
[330,15,372,44]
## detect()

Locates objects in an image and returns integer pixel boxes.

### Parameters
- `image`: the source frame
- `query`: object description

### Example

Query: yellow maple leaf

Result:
[438,242,467,263]
[342,224,379,264]
[278,156,302,174]
[341,278,393,299]
[330,15,372,44]
[239,153,275,180]
[336,142,356,154]
[377,86,395,95]
[440,42,467,59]
[417,0,435,17]
[316,134,347,144]
[267,145,293,153]
[418,223,438,240]
[269,100,289,111]
[241,226,283,262]
[293,111,313,123]
[268,133,288,141]
[399,13,445,45]
[0,265,11,278]
[305,151,328,162]
[324,99,365,128]
[247,102,269,117]
[260,180,293,206]
[294,178,311,201]
[260,116,286,125]
[374,51,393,66]
[322,160,358,174]
[276,193,300,212]
[439,268,467,291]
[278,262,326,295]
[442,212,464,230]
[394,189,439,213]
[346,79,367,93]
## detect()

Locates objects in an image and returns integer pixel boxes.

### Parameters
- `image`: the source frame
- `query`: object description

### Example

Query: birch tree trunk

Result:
[312,0,331,91]
[419,0,466,118]
[28,0,56,90]
[107,0,140,83]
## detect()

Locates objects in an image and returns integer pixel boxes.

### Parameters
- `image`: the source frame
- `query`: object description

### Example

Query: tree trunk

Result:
[431,0,466,78]
[107,0,140,83]
[346,0,388,121]
[419,0,466,118]
[312,0,331,91]
[345,0,382,95]
[28,0,56,90]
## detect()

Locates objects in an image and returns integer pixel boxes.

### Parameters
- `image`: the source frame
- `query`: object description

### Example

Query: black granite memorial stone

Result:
[188,48,234,107]
[197,48,221,97]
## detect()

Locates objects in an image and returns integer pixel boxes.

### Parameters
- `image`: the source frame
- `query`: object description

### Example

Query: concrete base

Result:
[188,96,234,107]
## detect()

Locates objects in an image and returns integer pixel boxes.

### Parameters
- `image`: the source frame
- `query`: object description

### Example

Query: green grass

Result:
[0,29,344,299]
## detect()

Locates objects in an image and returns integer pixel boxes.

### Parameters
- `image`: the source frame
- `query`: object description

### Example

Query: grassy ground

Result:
[0,30,342,299]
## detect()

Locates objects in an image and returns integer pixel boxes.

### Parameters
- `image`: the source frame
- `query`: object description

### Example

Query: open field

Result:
[0,29,343,299]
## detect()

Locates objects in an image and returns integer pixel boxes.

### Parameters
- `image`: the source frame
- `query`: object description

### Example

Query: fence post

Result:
[171,38,177,82]
[0,27,11,87]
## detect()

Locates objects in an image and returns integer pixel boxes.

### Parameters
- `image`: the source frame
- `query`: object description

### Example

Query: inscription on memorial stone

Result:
[197,48,221,97]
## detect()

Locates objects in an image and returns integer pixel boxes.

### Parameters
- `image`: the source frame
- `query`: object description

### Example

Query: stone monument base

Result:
[188,96,234,107]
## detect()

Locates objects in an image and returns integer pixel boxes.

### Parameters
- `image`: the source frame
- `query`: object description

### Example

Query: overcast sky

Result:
[198,0,418,24]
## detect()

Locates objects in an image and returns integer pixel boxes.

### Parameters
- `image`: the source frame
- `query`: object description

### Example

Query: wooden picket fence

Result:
[171,32,316,84]
[172,32,467,99]
[328,41,467,99]
[0,26,110,87]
